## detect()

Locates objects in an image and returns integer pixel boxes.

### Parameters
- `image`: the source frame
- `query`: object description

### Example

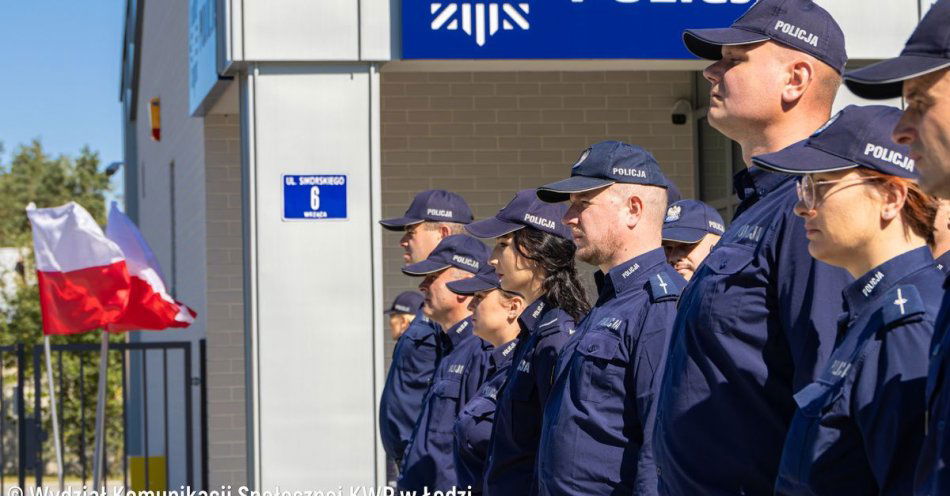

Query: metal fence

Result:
[0,340,207,491]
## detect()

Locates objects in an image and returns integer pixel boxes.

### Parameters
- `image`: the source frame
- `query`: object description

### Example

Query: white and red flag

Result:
[104,202,195,331]
[25,201,195,335]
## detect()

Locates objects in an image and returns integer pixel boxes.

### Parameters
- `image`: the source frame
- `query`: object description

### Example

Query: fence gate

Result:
[0,340,207,491]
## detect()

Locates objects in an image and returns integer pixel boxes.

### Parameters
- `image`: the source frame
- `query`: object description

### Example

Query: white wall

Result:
[242,64,382,489]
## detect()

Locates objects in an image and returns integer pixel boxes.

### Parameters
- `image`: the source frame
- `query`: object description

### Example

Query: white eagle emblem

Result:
[665,205,682,223]
[572,148,591,169]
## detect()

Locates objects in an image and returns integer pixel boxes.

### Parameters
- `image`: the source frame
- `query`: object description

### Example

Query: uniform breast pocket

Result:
[430,379,462,433]
[698,243,757,334]
[577,332,624,404]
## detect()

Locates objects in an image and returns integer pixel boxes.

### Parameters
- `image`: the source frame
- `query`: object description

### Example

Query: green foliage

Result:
[0,139,125,478]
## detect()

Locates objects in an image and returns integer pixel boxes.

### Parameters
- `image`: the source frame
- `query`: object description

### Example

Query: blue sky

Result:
[0,1,124,172]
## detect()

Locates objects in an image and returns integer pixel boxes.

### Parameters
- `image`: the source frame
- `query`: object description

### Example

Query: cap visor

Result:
[465,217,523,239]
[446,276,498,295]
[379,216,424,231]
[662,227,707,244]
[845,56,950,100]
[401,260,451,276]
[537,177,615,203]
[751,142,857,175]
[683,28,770,60]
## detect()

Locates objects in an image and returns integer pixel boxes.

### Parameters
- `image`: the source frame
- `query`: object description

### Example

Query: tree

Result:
[0,139,124,480]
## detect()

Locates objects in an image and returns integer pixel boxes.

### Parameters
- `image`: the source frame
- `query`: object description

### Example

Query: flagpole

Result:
[91,333,110,492]
[43,336,64,491]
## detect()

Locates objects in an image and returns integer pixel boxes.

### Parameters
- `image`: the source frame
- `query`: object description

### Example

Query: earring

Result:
[883,210,896,220]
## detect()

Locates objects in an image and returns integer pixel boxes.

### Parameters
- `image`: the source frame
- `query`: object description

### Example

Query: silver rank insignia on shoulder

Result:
[882,285,925,327]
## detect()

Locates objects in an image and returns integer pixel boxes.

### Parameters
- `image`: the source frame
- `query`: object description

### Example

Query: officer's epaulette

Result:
[647,272,681,303]
[880,285,926,330]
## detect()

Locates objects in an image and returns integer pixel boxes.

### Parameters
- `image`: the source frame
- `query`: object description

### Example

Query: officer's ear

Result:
[437,224,452,239]
[782,56,816,107]
[878,179,908,222]
[506,295,525,321]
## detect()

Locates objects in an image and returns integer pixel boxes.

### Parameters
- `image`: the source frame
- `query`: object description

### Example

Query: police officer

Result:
[653,1,854,494]
[397,234,494,492]
[378,190,474,472]
[463,190,586,495]
[933,199,950,272]
[447,269,521,495]
[748,105,942,495]
[534,141,684,495]
[385,291,425,341]
[841,3,950,493]
[661,199,725,281]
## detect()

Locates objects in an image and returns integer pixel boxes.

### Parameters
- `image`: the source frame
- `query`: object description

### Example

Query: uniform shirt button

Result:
[933,346,940,357]
[656,467,662,476]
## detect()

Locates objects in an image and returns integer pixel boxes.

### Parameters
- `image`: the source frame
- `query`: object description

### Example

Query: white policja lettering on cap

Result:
[394,304,411,312]
[427,208,454,218]
[452,255,480,270]
[612,168,647,178]
[774,20,819,47]
[863,143,915,172]
[524,213,556,230]
[708,220,725,232]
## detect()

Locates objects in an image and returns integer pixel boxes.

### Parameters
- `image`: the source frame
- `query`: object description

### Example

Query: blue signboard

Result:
[403,0,754,59]
[189,0,219,115]
[283,175,348,220]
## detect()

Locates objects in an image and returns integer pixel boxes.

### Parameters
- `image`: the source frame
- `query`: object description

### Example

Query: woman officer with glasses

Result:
[752,105,945,495]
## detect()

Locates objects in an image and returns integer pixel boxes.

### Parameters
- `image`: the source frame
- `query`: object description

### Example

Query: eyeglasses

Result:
[795,175,883,210]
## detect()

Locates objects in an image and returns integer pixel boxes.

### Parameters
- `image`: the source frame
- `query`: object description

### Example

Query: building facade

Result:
[119,0,936,490]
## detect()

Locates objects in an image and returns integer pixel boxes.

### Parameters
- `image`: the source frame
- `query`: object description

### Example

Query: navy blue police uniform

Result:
[653,2,852,493]
[378,190,474,463]
[746,105,940,495]
[483,298,573,496]
[396,235,494,492]
[455,188,578,496]
[379,292,439,463]
[453,338,518,495]
[534,141,685,495]
[776,248,940,495]
[443,267,517,495]
[841,3,950,493]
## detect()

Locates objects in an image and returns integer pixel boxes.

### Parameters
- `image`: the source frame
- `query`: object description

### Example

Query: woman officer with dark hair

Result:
[750,105,945,495]
[463,189,590,495]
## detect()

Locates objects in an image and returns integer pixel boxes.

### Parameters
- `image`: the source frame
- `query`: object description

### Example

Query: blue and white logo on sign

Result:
[430,2,530,47]
[283,175,347,220]
[405,0,754,59]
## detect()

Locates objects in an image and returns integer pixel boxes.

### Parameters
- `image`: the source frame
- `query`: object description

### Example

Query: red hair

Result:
[859,170,938,245]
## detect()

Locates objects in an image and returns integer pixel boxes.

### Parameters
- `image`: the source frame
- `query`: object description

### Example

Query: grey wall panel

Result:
[360,0,398,61]
[250,64,378,488]
[242,0,358,60]
[823,0,918,60]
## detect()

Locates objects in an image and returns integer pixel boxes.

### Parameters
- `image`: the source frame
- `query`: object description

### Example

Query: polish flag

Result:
[26,202,196,335]
[105,202,196,331]
[26,202,131,335]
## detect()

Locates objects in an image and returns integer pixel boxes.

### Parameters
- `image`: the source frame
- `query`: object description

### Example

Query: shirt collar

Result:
[518,298,551,334]
[491,338,519,368]
[595,247,667,301]
[733,166,794,204]
[842,246,935,316]
[445,316,474,348]
[935,250,950,273]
